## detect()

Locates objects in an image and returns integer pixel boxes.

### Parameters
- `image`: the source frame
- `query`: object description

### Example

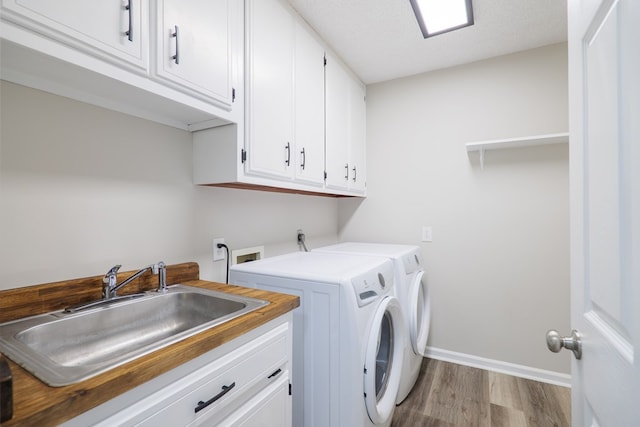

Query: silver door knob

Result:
[546,329,582,360]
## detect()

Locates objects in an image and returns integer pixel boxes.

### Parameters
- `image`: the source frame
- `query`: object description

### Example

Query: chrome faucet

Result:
[102,261,167,299]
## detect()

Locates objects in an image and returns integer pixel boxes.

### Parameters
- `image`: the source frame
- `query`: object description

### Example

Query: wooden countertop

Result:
[0,263,299,426]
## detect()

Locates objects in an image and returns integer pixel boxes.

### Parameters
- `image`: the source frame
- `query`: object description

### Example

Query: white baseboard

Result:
[424,346,571,388]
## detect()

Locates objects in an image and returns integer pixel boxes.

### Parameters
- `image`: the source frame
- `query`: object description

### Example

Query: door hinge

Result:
[289,383,292,395]
[241,148,247,163]
[232,87,236,102]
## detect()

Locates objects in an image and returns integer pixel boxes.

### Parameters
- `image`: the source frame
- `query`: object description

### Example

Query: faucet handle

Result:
[155,261,168,293]
[103,264,122,284]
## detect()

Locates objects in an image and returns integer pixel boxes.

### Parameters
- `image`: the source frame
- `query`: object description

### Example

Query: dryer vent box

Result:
[231,246,264,265]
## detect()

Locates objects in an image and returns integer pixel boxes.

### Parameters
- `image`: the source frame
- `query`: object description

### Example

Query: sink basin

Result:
[0,285,268,386]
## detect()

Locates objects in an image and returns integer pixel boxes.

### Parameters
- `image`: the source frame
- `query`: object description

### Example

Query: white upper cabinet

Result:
[193,0,366,196]
[348,77,367,193]
[0,0,241,129]
[245,0,295,181]
[1,0,148,70]
[154,0,234,109]
[293,20,325,187]
[325,52,367,194]
[244,0,325,188]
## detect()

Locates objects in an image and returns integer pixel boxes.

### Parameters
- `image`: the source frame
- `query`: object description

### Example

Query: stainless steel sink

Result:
[0,285,268,386]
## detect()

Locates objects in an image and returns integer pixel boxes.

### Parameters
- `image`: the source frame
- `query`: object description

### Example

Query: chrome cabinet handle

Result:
[124,0,133,41]
[546,329,582,360]
[171,25,180,64]
[300,148,306,170]
[352,165,357,182]
[285,142,291,166]
[194,382,236,413]
[344,163,349,180]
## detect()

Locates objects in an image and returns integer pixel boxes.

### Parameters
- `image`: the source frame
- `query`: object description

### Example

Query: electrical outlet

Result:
[213,238,226,261]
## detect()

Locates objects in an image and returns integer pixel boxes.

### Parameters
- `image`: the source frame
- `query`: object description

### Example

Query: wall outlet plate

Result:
[422,226,433,242]
[213,238,226,261]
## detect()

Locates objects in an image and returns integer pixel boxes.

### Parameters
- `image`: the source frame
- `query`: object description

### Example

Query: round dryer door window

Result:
[409,270,431,356]
[364,296,405,424]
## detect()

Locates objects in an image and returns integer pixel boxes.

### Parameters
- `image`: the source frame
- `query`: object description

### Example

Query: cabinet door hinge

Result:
[323,55,327,67]
[232,87,236,103]
[241,148,247,163]
[289,383,292,396]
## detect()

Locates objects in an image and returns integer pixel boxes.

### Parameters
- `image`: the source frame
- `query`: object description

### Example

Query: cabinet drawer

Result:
[133,324,289,426]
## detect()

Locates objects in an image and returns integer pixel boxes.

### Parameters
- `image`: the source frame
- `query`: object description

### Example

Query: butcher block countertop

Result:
[0,262,299,426]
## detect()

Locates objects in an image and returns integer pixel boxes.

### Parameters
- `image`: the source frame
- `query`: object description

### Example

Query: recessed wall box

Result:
[231,246,265,265]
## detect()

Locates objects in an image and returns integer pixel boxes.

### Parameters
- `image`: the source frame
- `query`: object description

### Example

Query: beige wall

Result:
[1,43,570,376]
[339,43,571,374]
[0,81,339,290]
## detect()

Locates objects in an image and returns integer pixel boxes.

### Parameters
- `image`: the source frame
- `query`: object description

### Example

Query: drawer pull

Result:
[124,0,133,42]
[267,368,282,379]
[194,382,236,413]
[171,25,180,65]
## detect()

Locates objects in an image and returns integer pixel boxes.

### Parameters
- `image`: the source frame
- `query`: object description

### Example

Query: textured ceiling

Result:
[287,0,567,84]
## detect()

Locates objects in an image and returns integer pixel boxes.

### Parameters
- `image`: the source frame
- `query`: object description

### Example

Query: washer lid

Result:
[363,296,405,424]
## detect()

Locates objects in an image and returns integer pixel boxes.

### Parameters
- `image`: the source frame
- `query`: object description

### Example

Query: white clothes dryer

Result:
[313,243,431,404]
[230,252,405,427]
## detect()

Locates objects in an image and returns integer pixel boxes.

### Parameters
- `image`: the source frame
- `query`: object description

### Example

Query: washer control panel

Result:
[350,261,394,307]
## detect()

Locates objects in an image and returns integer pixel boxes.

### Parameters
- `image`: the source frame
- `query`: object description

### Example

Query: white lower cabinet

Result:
[217,374,291,427]
[61,314,292,427]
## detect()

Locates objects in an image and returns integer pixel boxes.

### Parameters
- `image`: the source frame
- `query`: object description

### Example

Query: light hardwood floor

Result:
[391,358,571,427]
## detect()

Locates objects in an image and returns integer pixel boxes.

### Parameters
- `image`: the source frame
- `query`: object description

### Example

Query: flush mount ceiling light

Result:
[410,0,474,38]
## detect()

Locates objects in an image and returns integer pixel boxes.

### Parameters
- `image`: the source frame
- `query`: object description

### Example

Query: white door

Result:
[564,0,640,425]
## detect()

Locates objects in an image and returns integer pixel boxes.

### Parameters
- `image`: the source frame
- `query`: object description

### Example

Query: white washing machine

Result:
[313,243,431,404]
[230,252,405,427]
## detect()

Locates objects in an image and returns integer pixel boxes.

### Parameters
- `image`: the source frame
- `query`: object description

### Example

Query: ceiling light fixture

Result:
[410,0,474,38]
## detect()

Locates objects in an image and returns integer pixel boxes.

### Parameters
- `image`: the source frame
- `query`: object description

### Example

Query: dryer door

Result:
[363,296,405,424]
[408,270,431,357]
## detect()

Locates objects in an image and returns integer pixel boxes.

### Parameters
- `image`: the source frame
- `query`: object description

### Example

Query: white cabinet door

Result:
[245,0,295,181]
[1,0,147,69]
[349,78,367,193]
[325,52,351,190]
[155,0,233,108]
[325,53,367,194]
[293,21,325,187]
[217,373,291,427]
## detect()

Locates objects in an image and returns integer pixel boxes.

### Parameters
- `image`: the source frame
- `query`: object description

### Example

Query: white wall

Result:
[339,43,571,374]
[0,81,339,290]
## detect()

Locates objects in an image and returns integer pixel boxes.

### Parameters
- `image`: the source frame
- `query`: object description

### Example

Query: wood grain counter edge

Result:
[0,263,299,426]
